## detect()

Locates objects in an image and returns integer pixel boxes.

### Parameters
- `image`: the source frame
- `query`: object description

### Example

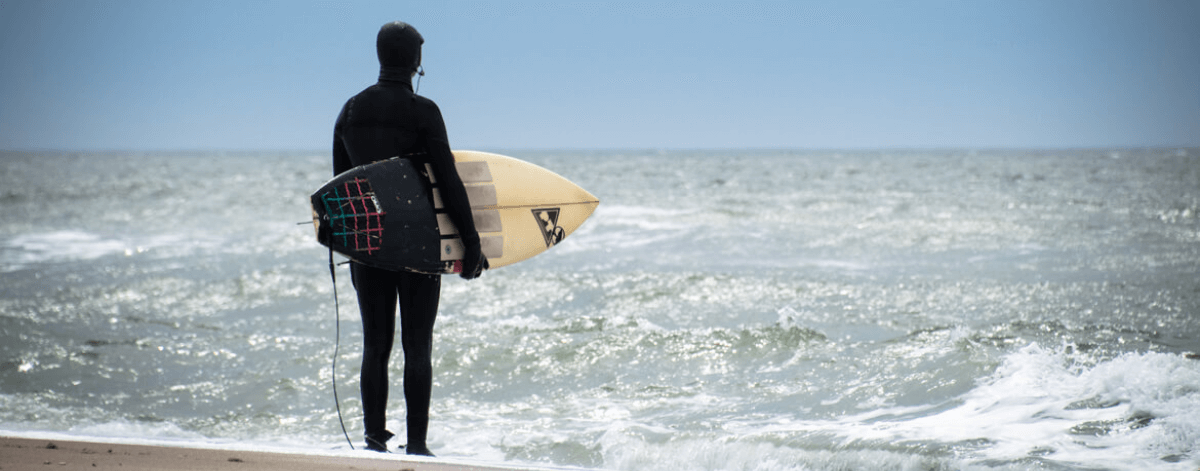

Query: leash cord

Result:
[329,248,355,450]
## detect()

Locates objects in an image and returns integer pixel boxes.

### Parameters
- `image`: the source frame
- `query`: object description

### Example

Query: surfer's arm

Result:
[421,103,485,278]
[428,149,480,247]
[422,108,477,235]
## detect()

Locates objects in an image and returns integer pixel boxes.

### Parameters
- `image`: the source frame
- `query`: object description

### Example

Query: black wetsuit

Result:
[332,21,484,455]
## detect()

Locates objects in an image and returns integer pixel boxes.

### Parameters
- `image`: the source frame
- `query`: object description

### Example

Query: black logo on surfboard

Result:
[532,208,565,247]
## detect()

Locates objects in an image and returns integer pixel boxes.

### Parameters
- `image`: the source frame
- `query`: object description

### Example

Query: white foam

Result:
[600,435,954,471]
[727,343,1200,470]
[584,205,697,250]
[1,230,126,270]
[0,230,228,272]
[596,205,695,230]
[70,419,207,441]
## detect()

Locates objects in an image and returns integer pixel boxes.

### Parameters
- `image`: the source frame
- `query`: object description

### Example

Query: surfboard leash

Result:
[328,247,355,450]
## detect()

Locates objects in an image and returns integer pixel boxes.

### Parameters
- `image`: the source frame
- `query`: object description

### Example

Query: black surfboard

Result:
[311,157,446,274]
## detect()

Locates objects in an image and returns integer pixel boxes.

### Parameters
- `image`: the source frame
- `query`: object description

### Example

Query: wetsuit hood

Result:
[377,21,423,82]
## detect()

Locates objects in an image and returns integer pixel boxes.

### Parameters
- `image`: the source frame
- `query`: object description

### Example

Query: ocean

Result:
[1,148,1198,470]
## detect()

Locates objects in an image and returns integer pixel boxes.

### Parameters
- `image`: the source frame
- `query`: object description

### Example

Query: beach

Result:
[0,436,542,471]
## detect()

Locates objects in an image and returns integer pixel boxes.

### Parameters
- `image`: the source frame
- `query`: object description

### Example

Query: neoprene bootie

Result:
[405,415,434,456]
[365,429,394,452]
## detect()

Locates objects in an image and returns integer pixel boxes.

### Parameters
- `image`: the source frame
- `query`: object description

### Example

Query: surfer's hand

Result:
[460,242,487,280]
[460,254,486,280]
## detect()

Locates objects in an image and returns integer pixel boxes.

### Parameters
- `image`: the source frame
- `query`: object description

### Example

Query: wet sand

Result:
[0,436,546,471]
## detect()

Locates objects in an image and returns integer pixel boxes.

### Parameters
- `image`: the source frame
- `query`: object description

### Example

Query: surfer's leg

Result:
[352,263,400,450]
[397,271,441,456]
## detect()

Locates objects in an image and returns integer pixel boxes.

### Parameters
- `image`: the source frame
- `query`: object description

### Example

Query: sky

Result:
[1,0,1198,151]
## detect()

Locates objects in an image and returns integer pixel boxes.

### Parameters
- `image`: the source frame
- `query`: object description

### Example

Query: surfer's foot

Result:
[365,430,395,453]
[405,444,435,457]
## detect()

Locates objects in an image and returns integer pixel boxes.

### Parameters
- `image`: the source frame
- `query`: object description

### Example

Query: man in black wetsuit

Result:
[332,21,487,456]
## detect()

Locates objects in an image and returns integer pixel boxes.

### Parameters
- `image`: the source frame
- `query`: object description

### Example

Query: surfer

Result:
[332,21,488,456]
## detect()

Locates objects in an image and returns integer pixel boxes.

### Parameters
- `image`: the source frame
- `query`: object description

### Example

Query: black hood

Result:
[377,21,424,81]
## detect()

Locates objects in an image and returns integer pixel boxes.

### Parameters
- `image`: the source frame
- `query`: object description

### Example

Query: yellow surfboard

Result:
[434,150,600,270]
[312,150,598,274]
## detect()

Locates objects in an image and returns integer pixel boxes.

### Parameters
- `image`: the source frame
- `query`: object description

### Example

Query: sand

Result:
[0,436,545,471]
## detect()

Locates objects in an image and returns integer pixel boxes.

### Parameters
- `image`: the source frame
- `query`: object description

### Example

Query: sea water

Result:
[1,149,1198,470]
